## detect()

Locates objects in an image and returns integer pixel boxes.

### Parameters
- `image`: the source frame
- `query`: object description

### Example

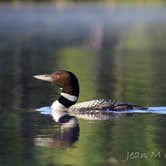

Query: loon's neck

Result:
[58,92,78,108]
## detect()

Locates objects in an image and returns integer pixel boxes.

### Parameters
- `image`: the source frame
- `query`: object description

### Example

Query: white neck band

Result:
[60,92,78,102]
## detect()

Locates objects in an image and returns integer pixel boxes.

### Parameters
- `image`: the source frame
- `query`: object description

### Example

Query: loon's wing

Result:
[68,99,129,120]
[69,99,146,111]
[69,99,114,111]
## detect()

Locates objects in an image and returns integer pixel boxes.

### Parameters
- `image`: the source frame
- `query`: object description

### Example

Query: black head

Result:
[33,70,79,97]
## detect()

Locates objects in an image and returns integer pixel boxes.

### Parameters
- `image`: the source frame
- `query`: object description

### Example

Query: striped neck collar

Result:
[60,92,78,102]
[58,93,78,108]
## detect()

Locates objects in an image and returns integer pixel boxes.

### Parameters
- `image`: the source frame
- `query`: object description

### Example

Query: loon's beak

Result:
[33,74,53,82]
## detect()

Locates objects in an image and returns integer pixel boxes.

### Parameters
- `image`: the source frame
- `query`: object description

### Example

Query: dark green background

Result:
[0,4,166,166]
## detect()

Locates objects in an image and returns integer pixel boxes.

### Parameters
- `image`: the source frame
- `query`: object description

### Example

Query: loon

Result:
[33,70,147,122]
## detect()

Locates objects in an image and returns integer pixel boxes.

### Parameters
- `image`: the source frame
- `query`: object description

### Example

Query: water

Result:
[0,4,166,166]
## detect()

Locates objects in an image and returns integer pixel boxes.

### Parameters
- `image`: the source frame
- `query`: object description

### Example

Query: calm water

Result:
[0,4,166,166]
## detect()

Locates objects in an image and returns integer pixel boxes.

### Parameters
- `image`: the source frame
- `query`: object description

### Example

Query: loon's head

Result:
[33,70,79,97]
[34,70,79,123]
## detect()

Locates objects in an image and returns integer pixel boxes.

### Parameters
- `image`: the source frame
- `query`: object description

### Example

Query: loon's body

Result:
[69,99,146,120]
[34,70,146,122]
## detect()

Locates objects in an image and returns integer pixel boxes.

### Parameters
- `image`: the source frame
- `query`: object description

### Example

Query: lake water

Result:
[0,4,166,166]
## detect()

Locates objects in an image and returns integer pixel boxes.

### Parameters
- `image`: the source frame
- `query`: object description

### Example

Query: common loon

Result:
[34,70,147,122]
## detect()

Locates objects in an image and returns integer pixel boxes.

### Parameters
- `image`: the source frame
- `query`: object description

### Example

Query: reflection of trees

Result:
[149,26,166,164]
[19,38,60,108]
[0,38,37,165]
[156,116,166,162]
[110,115,161,165]
[0,7,166,166]
[0,35,61,165]
[91,22,166,165]
[95,24,125,99]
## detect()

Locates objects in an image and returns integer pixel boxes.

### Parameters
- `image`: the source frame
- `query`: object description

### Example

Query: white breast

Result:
[51,100,68,122]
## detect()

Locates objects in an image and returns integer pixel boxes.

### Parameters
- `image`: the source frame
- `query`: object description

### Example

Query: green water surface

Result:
[0,4,166,166]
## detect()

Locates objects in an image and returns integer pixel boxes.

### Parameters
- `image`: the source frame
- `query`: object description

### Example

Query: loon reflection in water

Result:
[35,122,80,148]
[34,70,147,123]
